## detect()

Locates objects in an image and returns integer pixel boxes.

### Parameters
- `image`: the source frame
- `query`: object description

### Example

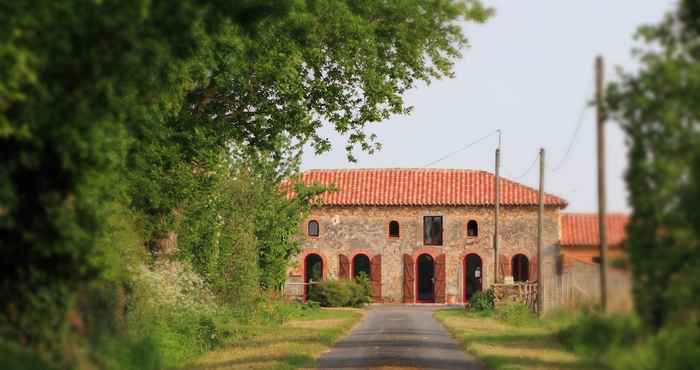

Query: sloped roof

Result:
[293,168,567,207]
[561,213,629,247]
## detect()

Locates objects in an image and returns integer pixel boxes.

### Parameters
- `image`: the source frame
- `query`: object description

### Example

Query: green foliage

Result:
[494,302,536,327]
[467,288,495,312]
[557,314,700,370]
[606,0,700,330]
[1,0,490,366]
[308,279,371,308]
[558,314,642,359]
[0,340,54,370]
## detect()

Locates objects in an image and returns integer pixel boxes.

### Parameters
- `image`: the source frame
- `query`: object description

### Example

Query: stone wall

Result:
[287,205,562,310]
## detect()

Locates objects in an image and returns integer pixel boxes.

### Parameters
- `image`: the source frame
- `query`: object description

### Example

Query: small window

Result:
[423,216,443,246]
[389,221,400,237]
[467,220,478,237]
[308,220,319,237]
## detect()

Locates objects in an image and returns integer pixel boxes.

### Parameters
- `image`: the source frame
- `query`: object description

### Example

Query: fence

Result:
[492,282,538,312]
[283,281,320,301]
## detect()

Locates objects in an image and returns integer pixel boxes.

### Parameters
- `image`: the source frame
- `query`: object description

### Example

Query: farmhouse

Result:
[283,168,630,311]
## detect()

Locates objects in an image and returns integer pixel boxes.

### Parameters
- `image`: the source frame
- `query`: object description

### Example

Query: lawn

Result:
[434,309,602,370]
[185,308,362,370]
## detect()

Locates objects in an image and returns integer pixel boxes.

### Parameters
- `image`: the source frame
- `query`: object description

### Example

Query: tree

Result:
[607,0,700,330]
[0,0,491,351]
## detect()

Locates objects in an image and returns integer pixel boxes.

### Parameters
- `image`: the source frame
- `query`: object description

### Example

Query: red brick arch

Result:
[299,248,329,282]
[349,248,374,278]
[412,247,442,260]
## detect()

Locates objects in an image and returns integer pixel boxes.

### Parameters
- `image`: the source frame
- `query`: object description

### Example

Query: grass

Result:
[184,308,362,370]
[434,309,603,370]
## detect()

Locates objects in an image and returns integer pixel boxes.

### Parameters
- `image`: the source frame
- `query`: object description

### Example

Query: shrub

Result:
[467,288,495,312]
[558,313,642,359]
[495,301,535,327]
[308,279,371,307]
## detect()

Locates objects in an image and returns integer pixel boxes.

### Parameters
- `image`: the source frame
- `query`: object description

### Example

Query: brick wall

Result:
[288,205,563,309]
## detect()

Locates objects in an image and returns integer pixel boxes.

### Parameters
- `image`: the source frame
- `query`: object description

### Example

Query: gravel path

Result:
[316,305,483,370]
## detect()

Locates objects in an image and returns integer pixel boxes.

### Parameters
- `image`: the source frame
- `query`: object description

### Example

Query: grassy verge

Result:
[185,308,362,370]
[435,309,601,370]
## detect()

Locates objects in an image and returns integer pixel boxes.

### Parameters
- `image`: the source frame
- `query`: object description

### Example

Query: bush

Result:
[467,288,495,312]
[558,313,642,359]
[495,302,535,327]
[308,279,371,307]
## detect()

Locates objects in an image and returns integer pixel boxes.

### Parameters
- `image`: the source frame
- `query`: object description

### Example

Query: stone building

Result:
[285,168,573,309]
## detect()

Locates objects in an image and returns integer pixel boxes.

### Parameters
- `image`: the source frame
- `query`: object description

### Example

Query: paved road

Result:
[317,305,483,370]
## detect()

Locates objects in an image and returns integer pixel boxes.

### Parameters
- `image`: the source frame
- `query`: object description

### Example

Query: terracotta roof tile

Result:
[561,213,629,247]
[292,168,567,207]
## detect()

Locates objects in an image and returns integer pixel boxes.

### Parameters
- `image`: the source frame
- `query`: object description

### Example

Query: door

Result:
[370,255,382,302]
[338,254,350,279]
[434,254,446,303]
[403,254,415,303]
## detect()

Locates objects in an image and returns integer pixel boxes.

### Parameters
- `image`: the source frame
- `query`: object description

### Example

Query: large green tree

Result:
[0,0,490,350]
[607,0,700,330]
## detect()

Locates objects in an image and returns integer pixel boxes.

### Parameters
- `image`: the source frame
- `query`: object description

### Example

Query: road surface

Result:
[317,305,483,370]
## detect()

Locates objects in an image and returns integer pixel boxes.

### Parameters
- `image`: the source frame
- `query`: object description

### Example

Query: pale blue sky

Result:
[300,0,676,212]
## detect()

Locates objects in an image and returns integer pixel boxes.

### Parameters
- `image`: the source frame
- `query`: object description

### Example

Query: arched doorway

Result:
[512,254,529,282]
[352,254,371,279]
[416,254,435,303]
[464,254,483,302]
[305,253,323,300]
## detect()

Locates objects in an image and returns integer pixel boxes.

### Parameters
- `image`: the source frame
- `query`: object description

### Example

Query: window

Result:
[308,220,319,237]
[423,216,443,245]
[467,220,478,237]
[512,254,529,282]
[389,221,400,237]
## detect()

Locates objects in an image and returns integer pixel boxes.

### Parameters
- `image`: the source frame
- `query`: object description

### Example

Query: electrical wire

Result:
[506,153,539,180]
[550,94,593,172]
[422,130,500,168]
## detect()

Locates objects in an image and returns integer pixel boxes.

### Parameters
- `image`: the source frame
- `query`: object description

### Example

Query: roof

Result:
[292,168,567,207]
[561,213,629,247]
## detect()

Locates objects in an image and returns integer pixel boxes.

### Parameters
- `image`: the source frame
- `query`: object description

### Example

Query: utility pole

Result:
[596,55,609,313]
[494,130,501,284]
[537,148,545,316]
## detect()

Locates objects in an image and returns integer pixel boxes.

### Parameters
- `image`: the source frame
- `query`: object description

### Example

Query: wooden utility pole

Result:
[494,146,501,284]
[537,148,545,316]
[596,55,609,313]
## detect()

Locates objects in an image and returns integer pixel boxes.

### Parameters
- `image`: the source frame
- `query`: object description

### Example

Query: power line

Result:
[422,130,499,168]
[506,153,539,180]
[550,91,594,172]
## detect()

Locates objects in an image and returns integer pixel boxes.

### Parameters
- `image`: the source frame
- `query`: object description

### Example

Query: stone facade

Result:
[287,205,563,310]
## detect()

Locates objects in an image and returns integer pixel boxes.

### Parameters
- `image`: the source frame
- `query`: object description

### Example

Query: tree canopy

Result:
[0,0,490,356]
[607,0,700,330]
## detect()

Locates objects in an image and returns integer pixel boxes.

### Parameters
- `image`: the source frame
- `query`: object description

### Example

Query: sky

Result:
[300,0,677,213]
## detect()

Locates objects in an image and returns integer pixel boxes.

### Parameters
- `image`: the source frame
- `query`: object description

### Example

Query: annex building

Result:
[284,168,629,311]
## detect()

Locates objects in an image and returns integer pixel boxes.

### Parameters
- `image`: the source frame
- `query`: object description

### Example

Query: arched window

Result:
[467,220,478,237]
[512,254,529,282]
[308,220,319,237]
[389,221,400,237]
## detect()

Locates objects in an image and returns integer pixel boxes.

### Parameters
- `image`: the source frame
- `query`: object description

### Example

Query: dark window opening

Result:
[352,254,371,279]
[512,254,530,282]
[389,221,400,237]
[308,220,319,237]
[467,220,478,237]
[423,216,443,245]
